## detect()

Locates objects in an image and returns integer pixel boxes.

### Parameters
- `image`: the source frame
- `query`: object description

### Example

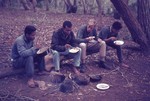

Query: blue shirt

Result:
[98,26,118,40]
[11,34,36,59]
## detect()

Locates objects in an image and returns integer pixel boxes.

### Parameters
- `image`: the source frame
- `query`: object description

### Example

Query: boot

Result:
[80,63,86,73]
[98,61,110,70]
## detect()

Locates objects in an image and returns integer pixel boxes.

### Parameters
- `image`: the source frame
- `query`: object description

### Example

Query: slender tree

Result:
[81,0,87,14]
[64,0,77,13]
[96,0,102,15]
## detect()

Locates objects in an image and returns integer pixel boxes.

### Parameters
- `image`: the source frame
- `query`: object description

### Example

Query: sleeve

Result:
[70,32,78,47]
[51,31,66,52]
[76,27,88,43]
[93,29,98,41]
[16,40,36,57]
[98,28,109,40]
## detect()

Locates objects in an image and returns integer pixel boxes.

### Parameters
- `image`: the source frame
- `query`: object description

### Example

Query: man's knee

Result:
[79,43,86,49]
[100,41,106,46]
[52,50,60,60]
[25,56,34,63]
[52,50,59,56]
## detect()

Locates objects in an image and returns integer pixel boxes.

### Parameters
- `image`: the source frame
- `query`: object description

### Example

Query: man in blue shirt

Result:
[11,25,45,88]
[99,21,129,68]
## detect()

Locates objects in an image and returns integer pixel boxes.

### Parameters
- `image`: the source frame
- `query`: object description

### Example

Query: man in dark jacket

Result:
[51,21,82,74]
[11,25,45,88]
[98,21,129,68]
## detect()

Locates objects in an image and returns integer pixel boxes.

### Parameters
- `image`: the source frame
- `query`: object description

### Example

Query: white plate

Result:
[69,48,79,53]
[96,83,110,90]
[37,47,49,54]
[114,40,124,45]
[89,36,95,39]
[89,40,97,43]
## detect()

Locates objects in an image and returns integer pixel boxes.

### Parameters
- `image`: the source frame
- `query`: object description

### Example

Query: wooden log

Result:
[0,69,24,79]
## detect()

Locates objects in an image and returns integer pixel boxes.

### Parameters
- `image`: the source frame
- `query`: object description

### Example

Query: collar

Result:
[23,34,30,43]
[61,28,70,38]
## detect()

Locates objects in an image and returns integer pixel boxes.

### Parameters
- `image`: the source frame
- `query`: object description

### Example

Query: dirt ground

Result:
[0,9,150,101]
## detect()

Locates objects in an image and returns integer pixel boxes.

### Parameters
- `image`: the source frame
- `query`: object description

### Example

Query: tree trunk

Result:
[96,0,102,15]
[137,0,150,45]
[110,0,149,52]
[81,0,87,14]
[20,0,30,10]
[64,0,77,13]
[95,0,102,30]
[45,0,50,11]
[113,0,128,20]
[1,0,10,8]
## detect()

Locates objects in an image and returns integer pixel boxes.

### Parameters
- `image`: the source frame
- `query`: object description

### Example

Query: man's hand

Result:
[109,37,117,41]
[34,43,41,49]
[65,44,72,49]
[98,38,103,42]
[86,36,95,41]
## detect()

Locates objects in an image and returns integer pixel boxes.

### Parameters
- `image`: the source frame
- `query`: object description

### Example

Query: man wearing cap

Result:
[98,21,129,68]
[11,25,45,88]
[76,19,109,72]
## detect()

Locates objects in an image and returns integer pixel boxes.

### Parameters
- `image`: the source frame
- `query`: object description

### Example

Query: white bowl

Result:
[89,40,97,43]
[37,47,49,54]
[114,40,124,45]
[89,36,95,39]
[69,47,79,53]
[96,83,110,90]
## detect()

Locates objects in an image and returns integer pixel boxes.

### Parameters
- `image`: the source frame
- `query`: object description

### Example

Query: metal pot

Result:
[89,74,102,82]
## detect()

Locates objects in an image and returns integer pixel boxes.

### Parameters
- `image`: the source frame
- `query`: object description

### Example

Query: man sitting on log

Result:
[11,25,45,88]
[76,19,110,72]
[51,21,84,74]
[98,21,129,68]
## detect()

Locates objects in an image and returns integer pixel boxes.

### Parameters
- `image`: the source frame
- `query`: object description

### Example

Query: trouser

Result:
[52,48,82,71]
[79,40,106,62]
[106,41,123,63]
[12,55,45,78]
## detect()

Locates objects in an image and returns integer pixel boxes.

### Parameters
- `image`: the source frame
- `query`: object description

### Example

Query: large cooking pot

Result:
[73,75,90,86]
[59,79,74,93]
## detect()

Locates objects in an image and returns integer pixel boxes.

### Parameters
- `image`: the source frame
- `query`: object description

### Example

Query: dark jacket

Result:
[98,26,118,40]
[51,28,77,52]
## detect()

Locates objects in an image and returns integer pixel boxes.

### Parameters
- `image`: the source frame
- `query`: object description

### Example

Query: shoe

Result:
[56,70,60,73]
[80,64,86,73]
[98,61,110,70]
[27,78,38,88]
[37,71,49,76]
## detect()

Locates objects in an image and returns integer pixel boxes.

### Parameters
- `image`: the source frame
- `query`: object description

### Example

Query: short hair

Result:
[24,25,36,35]
[112,21,122,30]
[88,19,96,26]
[63,21,72,28]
